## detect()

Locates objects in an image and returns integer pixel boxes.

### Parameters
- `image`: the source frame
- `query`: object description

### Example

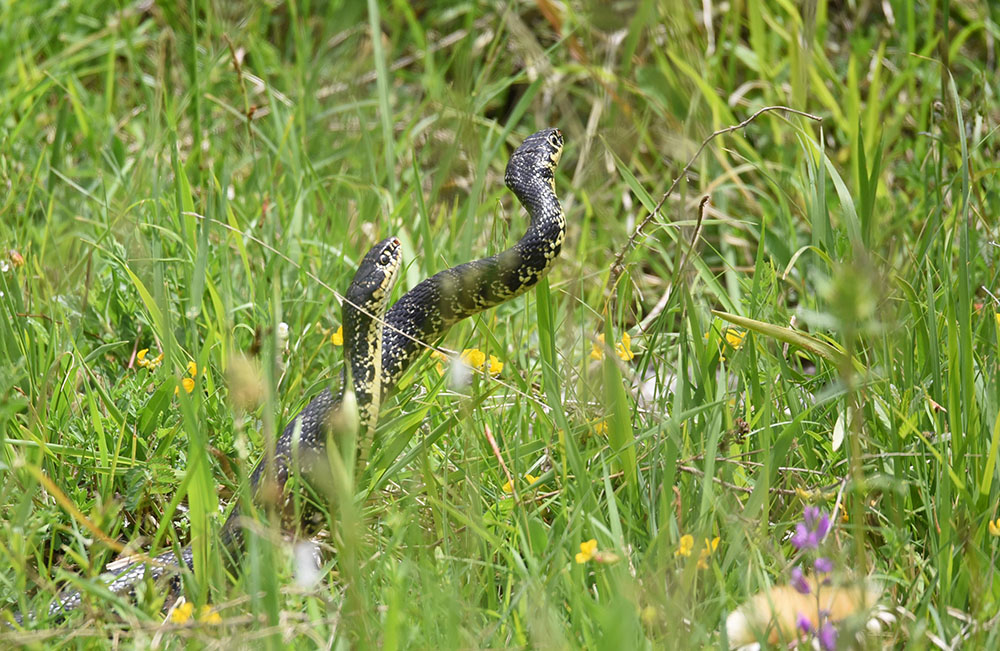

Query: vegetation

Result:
[1,0,998,647]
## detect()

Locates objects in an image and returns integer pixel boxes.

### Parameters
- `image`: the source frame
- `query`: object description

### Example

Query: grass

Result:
[1,0,999,647]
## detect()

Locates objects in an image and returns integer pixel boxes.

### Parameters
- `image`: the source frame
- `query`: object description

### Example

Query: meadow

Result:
[1,0,999,648]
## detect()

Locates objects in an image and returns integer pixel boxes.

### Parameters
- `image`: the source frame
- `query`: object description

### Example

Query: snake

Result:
[11,127,565,624]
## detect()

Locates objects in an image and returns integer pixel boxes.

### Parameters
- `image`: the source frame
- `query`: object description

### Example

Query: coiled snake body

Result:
[17,128,565,623]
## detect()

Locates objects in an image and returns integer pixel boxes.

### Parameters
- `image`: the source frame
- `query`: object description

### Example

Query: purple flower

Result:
[796,612,813,634]
[791,507,831,550]
[790,522,815,549]
[814,556,833,573]
[818,620,838,650]
[790,566,811,594]
[804,507,831,539]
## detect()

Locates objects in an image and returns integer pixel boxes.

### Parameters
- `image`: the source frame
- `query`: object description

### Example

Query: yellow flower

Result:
[990,518,1000,537]
[199,605,221,624]
[590,334,606,360]
[170,600,194,624]
[431,349,448,374]
[502,472,539,493]
[591,332,635,361]
[995,312,1000,327]
[330,326,343,346]
[455,349,504,376]
[724,329,746,349]
[575,538,598,564]
[616,332,634,361]
[431,348,504,377]
[592,420,608,436]
[675,534,694,557]
[136,348,165,371]
[707,328,746,361]
[461,348,486,370]
[697,537,720,569]
[174,359,200,395]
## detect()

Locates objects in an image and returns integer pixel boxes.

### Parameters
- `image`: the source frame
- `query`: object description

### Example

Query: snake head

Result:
[505,128,563,188]
[345,236,403,311]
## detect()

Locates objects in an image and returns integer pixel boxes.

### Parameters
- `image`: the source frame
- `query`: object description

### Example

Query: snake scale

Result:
[13,127,565,624]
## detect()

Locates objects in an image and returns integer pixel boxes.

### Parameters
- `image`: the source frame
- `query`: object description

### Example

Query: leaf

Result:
[710,310,862,372]
[832,410,845,452]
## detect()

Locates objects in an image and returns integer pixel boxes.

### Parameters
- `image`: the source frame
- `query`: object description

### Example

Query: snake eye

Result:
[547,132,561,149]
[378,250,392,266]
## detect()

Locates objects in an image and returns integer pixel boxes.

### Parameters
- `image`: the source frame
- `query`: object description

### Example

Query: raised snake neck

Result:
[23,128,565,623]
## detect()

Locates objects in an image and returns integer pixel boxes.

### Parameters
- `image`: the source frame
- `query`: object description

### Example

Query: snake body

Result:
[379,128,565,386]
[16,127,565,623]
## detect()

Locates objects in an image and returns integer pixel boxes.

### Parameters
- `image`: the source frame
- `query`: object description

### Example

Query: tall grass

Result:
[1,0,998,647]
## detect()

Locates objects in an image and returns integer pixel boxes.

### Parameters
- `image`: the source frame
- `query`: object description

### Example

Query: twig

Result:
[677,464,801,496]
[15,313,62,324]
[483,423,514,495]
[607,106,823,290]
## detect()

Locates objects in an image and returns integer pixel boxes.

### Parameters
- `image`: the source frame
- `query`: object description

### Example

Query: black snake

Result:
[11,127,565,624]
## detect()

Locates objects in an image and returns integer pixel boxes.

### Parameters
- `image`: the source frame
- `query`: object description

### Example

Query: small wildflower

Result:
[696,537,719,569]
[592,420,608,436]
[136,348,164,371]
[431,349,448,374]
[175,359,199,395]
[443,348,504,376]
[706,327,746,361]
[790,566,811,594]
[170,600,194,624]
[460,348,486,370]
[330,326,344,346]
[616,332,634,361]
[989,517,1000,537]
[995,312,1000,327]
[724,329,746,349]
[198,605,221,624]
[791,506,831,550]
[591,333,634,361]
[675,534,694,557]
[814,556,833,573]
[796,611,813,634]
[590,334,605,360]
[818,620,838,650]
[575,538,598,564]
[502,472,539,493]
[8,250,24,268]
